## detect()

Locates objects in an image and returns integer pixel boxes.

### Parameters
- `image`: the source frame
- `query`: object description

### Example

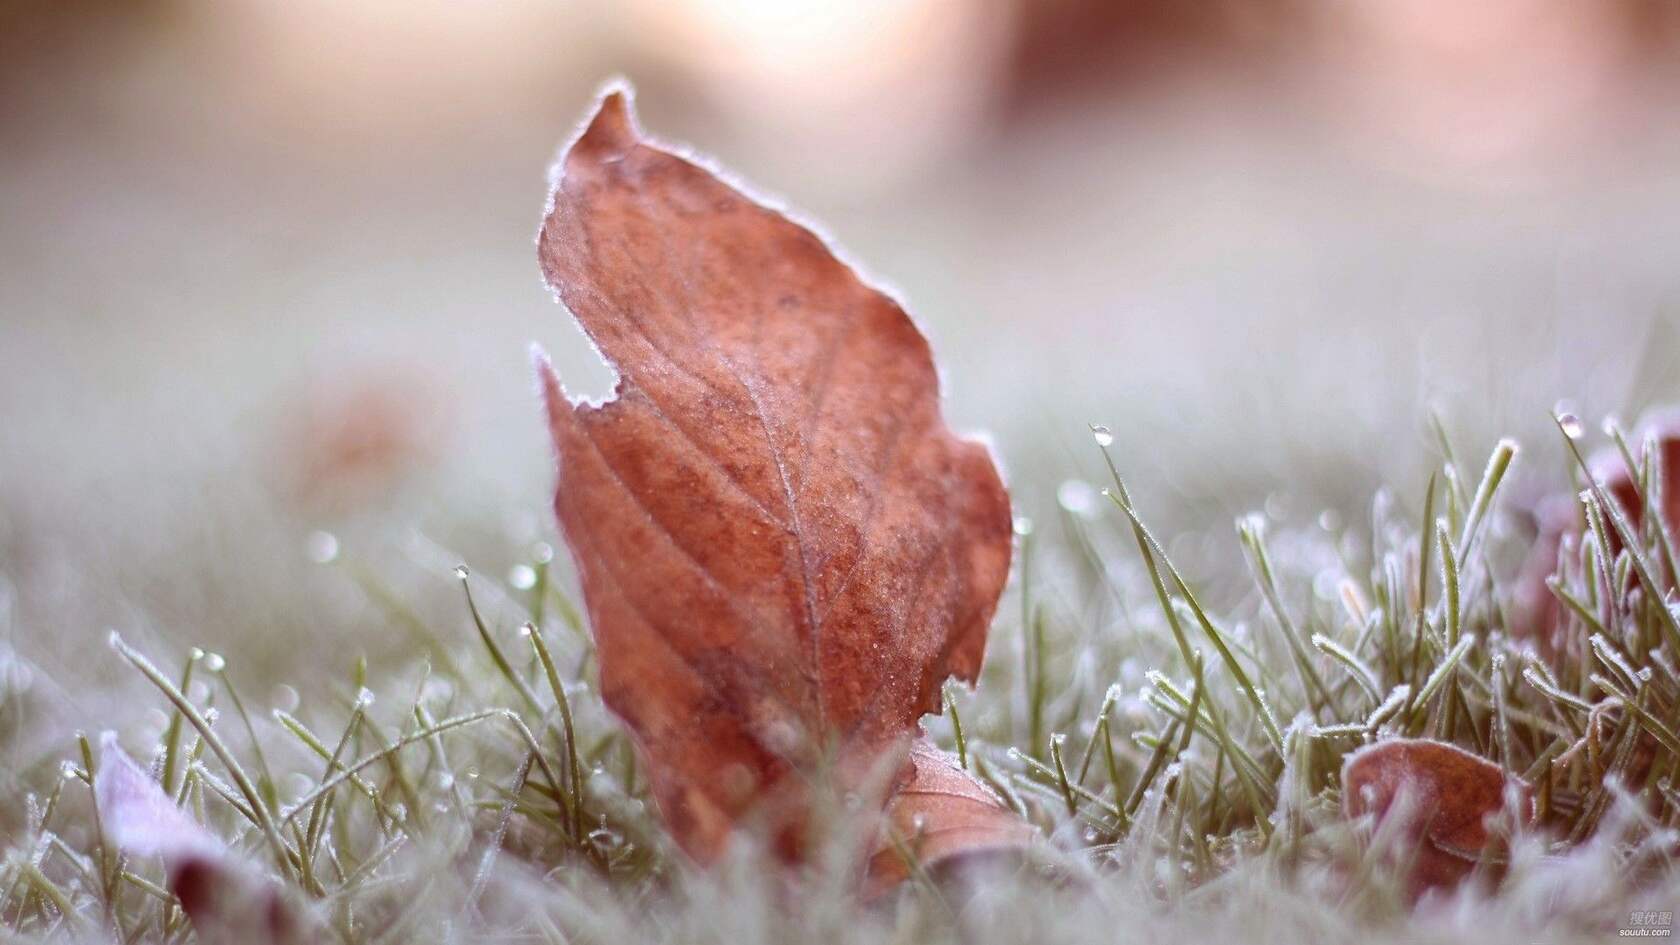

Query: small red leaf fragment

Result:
[535,87,1014,867]
[1342,738,1532,896]
[863,738,1036,899]
[96,733,311,944]
[95,731,224,865]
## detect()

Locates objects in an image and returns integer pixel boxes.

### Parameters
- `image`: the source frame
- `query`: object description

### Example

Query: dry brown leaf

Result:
[862,738,1037,899]
[534,87,1015,866]
[1341,738,1533,897]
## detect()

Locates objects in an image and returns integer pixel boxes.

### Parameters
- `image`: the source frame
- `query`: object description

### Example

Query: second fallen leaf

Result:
[1342,738,1533,897]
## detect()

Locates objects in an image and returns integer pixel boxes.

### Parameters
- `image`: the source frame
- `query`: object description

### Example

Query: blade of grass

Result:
[109,633,295,882]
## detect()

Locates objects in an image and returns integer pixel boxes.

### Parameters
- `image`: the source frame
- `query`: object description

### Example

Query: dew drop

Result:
[272,684,300,714]
[1558,413,1584,439]
[1312,569,1340,601]
[1090,424,1115,448]
[305,530,340,564]
[1012,516,1034,537]
[520,622,535,637]
[453,564,470,580]
[1057,479,1098,518]
[202,652,225,673]
[189,647,206,662]
[355,687,376,708]
[533,542,554,564]
[509,564,537,590]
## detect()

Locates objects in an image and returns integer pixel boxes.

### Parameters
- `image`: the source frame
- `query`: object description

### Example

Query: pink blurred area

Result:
[3,0,1680,670]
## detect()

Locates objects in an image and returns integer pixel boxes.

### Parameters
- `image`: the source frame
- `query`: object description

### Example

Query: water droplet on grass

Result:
[272,684,299,714]
[509,564,537,589]
[305,530,339,564]
[1090,424,1114,448]
[453,564,470,580]
[1012,516,1034,536]
[1558,412,1584,439]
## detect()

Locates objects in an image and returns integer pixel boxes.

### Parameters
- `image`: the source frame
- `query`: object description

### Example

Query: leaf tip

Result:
[530,340,563,406]
[528,340,555,380]
[573,80,641,163]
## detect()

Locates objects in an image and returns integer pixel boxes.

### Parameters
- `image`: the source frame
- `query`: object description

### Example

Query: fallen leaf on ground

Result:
[534,86,1016,868]
[95,732,311,945]
[863,738,1037,899]
[1341,738,1532,897]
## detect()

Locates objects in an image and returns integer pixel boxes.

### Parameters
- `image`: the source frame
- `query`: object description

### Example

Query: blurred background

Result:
[4,1,1680,718]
